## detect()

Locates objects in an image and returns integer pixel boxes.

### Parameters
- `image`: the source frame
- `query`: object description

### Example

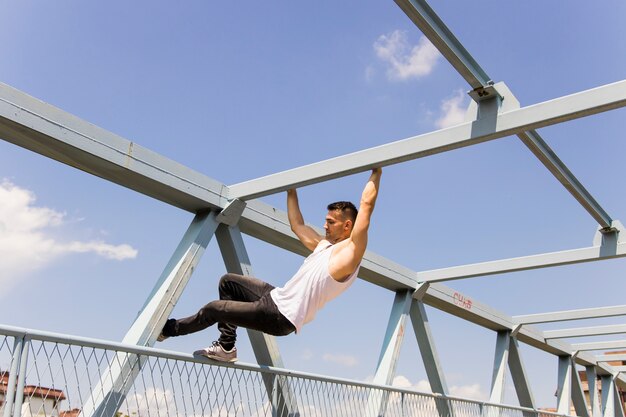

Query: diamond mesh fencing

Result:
[0,327,576,417]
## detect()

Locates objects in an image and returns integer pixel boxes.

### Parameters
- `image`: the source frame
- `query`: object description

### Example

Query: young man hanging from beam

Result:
[158,168,382,362]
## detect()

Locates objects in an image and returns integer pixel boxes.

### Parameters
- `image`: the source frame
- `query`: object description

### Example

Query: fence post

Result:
[2,336,25,417]
[10,337,30,417]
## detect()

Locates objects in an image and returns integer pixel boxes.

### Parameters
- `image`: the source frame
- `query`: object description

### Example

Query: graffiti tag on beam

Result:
[453,292,472,310]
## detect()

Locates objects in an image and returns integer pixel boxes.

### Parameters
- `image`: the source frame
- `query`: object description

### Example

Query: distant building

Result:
[579,350,626,409]
[540,350,626,414]
[1,371,70,417]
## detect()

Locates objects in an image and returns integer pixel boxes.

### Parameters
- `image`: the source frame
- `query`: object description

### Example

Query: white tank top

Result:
[270,243,360,333]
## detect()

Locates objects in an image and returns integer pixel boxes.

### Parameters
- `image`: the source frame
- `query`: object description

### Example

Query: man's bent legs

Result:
[161,274,294,349]
[216,273,275,348]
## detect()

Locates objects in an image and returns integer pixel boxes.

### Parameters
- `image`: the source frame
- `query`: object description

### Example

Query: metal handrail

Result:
[0,324,573,417]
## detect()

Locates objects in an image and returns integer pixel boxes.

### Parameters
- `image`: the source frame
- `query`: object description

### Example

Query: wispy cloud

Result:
[435,89,468,128]
[450,383,486,400]
[387,375,487,401]
[323,353,358,367]
[0,179,138,295]
[374,31,440,81]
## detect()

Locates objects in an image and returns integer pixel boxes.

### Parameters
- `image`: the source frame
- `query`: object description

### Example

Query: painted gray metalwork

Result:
[571,358,591,417]
[0,324,573,417]
[586,366,602,417]
[228,79,626,200]
[367,290,413,417]
[2,0,626,414]
[557,356,573,415]
[507,336,535,409]
[514,305,626,324]
[394,0,614,230]
[544,324,626,340]
[215,224,300,417]
[489,331,510,404]
[573,340,626,352]
[81,212,220,417]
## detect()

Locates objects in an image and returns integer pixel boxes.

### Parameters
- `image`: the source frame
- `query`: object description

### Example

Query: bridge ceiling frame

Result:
[1,0,626,413]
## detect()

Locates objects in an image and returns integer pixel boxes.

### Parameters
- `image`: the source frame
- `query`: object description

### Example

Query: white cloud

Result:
[450,383,486,400]
[392,375,431,393]
[374,31,440,81]
[388,374,487,401]
[322,353,358,367]
[435,89,468,129]
[0,179,138,295]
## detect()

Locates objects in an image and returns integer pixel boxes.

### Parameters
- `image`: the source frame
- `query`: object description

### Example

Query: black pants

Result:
[162,273,295,349]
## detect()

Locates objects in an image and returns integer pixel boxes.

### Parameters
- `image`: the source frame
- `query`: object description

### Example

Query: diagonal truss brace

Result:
[82,212,220,417]
[366,290,413,417]
[601,375,626,417]
[395,0,613,229]
[410,300,453,417]
[489,331,535,408]
[215,224,299,417]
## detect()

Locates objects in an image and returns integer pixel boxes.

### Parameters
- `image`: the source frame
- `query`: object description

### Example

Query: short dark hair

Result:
[327,201,358,224]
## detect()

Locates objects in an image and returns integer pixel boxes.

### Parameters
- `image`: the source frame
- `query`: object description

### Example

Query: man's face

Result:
[324,210,350,243]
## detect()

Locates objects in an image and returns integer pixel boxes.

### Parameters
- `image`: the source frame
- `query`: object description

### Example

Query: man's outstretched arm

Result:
[287,189,323,251]
[350,168,382,260]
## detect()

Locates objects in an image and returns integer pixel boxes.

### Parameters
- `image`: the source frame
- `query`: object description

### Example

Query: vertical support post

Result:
[2,336,26,417]
[215,224,299,417]
[557,355,573,415]
[613,376,626,417]
[507,336,535,409]
[11,337,30,417]
[601,375,615,417]
[82,212,220,417]
[489,331,510,404]
[365,290,412,417]
[373,290,413,384]
[410,299,454,417]
[586,366,601,417]
[570,358,590,417]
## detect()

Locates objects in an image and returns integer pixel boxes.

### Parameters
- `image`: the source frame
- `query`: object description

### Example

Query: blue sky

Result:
[1,0,626,409]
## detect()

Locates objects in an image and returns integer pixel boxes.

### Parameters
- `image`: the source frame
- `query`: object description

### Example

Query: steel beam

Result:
[215,224,299,417]
[508,336,535,409]
[557,356,573,414]
[366,290,413,417]
[489,331,510,404]
[81,212,219,417]
[419,238,625,283]
[393,0,490,89]
[514,305,626,324]
[573,340,626,351]
[571,358,591,417]
[0,83,228,213]
[544,324,626,340]
[227,79,626,200]
[372,290,413,385]
[517,130,612,228]
[601,376,616,417]
[587,366,602,417]
[596,354,626,362]
[410,301,453,417]
[3,81,626,394]
[395,0,613,229]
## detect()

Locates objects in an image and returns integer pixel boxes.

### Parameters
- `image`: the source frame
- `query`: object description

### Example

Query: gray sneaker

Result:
[194,341,238,363]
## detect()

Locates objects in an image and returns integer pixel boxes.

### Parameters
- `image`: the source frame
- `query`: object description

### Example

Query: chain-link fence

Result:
[0,325,574,417]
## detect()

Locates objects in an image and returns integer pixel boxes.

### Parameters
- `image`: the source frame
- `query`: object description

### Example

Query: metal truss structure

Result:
[1,1,626,417]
